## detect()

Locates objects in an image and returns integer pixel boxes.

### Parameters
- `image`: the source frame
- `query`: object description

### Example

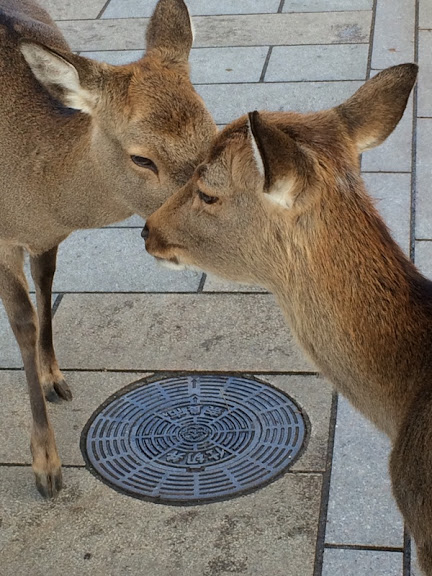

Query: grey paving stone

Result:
[195,81,363,125]
[415,119,432,239]
[261,374,333,472]
[322,548,403,576]
[0,370,150,465]
[24,229,201,293]
[265,44,368,82]
[38,0,106,20]
[361,91,413,173]
[283,0,373,12]
[58,12,372,51]
[371,0,415,69]
[362,172,411,255]
[103,0,280,18]
[203,273,267,292]
[53,293,313,371]
[418,31,432,118]
[414,241,432,279]
[0,466,321,576]
[325,397,404,547]
[420,1,432,28]
[83,47,269,83]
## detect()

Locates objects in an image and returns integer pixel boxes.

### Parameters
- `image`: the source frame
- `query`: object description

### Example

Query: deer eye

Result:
[198,189,218,205]
[131,155,158,174]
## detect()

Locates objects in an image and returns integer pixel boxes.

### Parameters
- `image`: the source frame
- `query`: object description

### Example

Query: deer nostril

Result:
[141,224,150,241]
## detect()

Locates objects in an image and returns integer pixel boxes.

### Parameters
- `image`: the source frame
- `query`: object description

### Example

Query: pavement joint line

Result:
[51,293,64,318]
[313,392,338,576]
[259,46,273,82]
[96,0,111,20]
[45,291,268,295]
[324,543,405,553]
[411,0,420,265]
[278,0,285,13]
[361,170,412,174]
[403,526,412,576]
[193,79,367,85]
[69,42,370,50]
[197,273,207,292]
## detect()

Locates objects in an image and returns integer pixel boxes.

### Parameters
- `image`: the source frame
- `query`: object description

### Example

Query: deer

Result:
[0,0,216,498]
[142,63,432,574]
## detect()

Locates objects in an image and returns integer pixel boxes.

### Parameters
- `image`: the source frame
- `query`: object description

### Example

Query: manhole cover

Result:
[82,374,307,504]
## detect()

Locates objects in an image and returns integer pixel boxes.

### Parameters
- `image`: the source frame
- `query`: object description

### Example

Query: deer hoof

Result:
[44,379,72,402]
[34,466,63,498]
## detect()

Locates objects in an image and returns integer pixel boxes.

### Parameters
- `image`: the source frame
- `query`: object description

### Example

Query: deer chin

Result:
[155,256,188,271]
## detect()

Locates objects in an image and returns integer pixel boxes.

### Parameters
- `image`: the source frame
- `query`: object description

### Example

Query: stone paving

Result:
[0,0,430,575]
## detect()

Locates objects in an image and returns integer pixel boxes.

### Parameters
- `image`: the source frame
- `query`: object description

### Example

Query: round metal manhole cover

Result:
[82,375,308,504]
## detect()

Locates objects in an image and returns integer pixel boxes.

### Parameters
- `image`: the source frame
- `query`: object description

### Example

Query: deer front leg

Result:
[0,248,62,497]
[30,246,72,402]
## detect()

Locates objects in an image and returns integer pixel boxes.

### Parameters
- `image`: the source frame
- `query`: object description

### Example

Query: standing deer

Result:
[0,0,215,498]
[143,64,432,575]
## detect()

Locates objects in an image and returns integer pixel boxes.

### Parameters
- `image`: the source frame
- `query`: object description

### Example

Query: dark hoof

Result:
[45,380,72,403]
[35,467,63,498]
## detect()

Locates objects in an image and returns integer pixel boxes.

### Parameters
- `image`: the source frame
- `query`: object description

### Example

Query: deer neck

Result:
[268,178,432,438]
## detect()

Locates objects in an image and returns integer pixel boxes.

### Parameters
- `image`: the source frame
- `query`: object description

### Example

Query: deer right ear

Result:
[247,111,304,209]
[145,0,194,66]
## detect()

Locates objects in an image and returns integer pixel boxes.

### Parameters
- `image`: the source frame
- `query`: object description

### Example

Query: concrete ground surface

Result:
[0,0,430,575]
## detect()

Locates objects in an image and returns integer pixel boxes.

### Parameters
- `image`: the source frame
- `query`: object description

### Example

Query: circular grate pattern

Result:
[82,374,307,504]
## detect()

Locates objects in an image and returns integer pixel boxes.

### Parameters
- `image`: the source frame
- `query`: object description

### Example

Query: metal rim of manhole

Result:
[81,374,309,505]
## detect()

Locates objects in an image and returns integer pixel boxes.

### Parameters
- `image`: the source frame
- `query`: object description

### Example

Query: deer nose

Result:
[141,224,149,241]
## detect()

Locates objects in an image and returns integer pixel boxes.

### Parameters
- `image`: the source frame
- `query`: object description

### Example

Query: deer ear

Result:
[247,111,305,209]
[336,63,418,153]
[20,41,104,113]
[146,0,193,65]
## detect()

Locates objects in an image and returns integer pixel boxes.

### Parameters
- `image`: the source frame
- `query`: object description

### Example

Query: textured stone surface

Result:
[53,294,313,371]
[38,0,106,20]
[103,0,281,18]
[415,119,432,239]
[371,0,415,69]
[265,44,368,81]
[325,397,404,547]
[414,241,432,279]
[418,31,432,118]
[58,12,372,51]
[322,549,403,576]
[0,466,322,576]
[24,229,201,293]
[196,81,363,124]
[283,0,373,12]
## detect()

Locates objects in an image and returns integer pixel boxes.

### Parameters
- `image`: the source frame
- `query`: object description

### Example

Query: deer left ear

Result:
[247,110,305,209]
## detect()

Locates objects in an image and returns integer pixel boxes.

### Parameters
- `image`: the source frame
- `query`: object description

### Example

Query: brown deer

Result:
[143,64,432,574]
[0,0,215,498]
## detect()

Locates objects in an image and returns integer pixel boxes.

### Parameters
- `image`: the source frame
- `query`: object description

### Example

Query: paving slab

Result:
[38,0,106,20]
[0,466,322,576]
[322,548,403,576]
[83,47,270,84]
[414,241,432,278]
[102,0,281,18]
[361,91,413,173]
[420,1,432,28]
[325,397,404,548]
[265,44,368,82]
[371,0,415,69]
[196,81,363,125]
[362,172,411,255]
[283,0,373,12]
[24,229,201,293]
[418,30,432,118]
[53,293,313,372]
[58,12,372,51]
[415,119,432,239]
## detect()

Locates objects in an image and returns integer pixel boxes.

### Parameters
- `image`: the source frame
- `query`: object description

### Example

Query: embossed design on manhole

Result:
[82,375,307,504]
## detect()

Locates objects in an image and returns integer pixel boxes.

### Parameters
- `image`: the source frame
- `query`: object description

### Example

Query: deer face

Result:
[144,64,418,289]
[20,0,216,217]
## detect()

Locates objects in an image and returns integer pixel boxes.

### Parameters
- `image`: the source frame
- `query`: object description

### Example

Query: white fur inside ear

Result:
[21,44,96,113]
[187,6,196,43]
[265,179,296,209]
[247,118,265,177]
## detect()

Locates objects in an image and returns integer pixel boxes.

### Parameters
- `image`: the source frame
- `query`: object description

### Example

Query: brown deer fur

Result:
[0,0,215,498]
[144,64,432,575]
